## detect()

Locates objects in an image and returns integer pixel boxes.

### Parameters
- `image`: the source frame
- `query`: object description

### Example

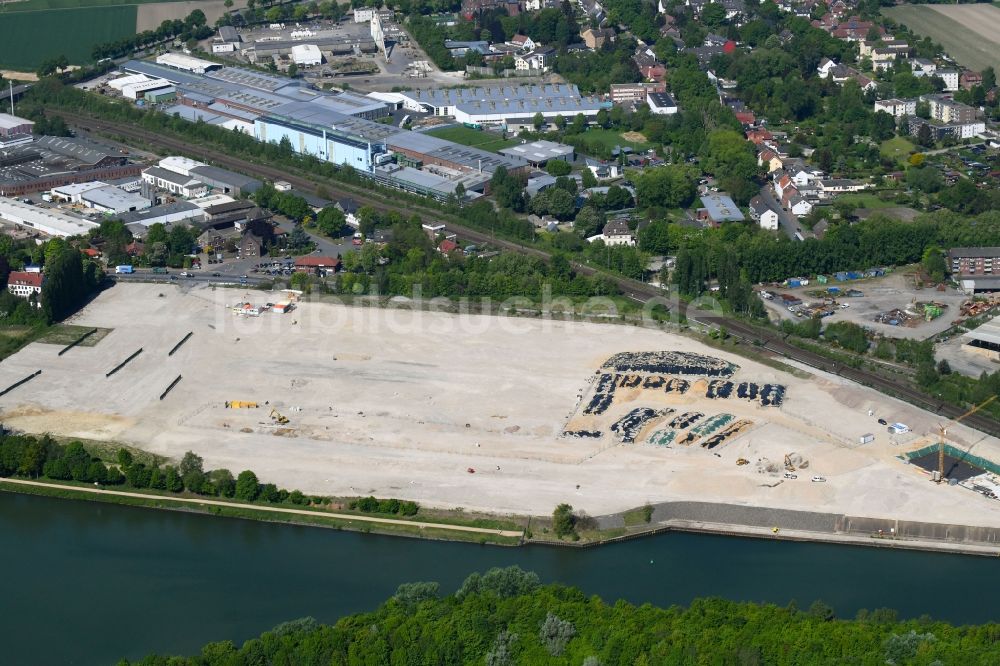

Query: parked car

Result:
[877,418,887,425]
[783,472,797,480]
[811,476,826,483]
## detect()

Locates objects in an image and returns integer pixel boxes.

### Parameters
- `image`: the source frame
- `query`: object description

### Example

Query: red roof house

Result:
[438,239,459,254]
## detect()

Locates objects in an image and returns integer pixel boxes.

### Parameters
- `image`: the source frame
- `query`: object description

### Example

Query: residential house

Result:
[596,219,635,246]
[508,34,535,51]
[874,98,916,118]
[438,238,460,254]
[336,198,361,228]
[819,179,867,194]
[294,256,340,275]
[514,47,554,72]
[788,194,813,217]
[961,70,983,91]
[817,58,838,79]
[922,94,978,124]
[936,69,960,92]
[870,48,898,72]
[758,149,783,173]
[6,270,43,305]
[746,128,773,145]
[749,195,779,231]
[910,58,936,78]
[238,231,265,258]
[581,28,615,50]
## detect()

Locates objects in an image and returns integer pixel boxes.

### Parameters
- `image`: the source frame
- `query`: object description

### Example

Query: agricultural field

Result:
[883,4,1000,72]
[0,0,216,70]
[425,125,518,153]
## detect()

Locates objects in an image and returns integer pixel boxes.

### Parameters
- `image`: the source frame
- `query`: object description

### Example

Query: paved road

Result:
[759,185,808,241]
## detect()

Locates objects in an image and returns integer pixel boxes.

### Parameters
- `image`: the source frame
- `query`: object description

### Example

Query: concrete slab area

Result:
[1,282,999,530]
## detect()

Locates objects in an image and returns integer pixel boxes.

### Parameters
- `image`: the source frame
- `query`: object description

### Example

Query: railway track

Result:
[63,112,1000,438]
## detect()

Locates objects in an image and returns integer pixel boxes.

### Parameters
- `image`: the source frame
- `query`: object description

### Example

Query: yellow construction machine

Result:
[226,401,258,409]
[270,408,289,425]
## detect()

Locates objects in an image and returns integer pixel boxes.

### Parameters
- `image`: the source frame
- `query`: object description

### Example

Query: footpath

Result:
[0,477,525,538]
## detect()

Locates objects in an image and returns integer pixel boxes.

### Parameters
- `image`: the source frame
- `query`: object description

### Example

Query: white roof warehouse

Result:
[0,197,100,237]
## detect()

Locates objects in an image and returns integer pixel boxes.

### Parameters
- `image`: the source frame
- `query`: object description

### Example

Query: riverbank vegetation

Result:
[126,566,1000,665]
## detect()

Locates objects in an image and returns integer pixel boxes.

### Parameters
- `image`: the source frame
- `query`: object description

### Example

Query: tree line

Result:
[126,565,1000,665]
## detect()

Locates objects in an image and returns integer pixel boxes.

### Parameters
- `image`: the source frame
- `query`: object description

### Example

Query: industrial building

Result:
[189,165,261,196]
[0,113,34,148]
[78,186,151,214]
[962,315,1000,360]
[107,74,175,101]
[118,201,205,231]
[155,53,220,74]
[116,58,529,199]
[142,167,209,198]
[0,197,100,237]
[0,136,140,197]
[290,44,323,66]
[499,140,574,166]
[379,84,608,127]
[697,194,745,225]
[647,92,678,115]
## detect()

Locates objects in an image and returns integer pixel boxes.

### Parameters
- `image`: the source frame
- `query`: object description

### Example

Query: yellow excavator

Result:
[226,401,258,409]
[270,408,289,425]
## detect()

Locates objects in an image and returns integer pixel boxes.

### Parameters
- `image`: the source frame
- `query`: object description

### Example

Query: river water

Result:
[3,492,999,665]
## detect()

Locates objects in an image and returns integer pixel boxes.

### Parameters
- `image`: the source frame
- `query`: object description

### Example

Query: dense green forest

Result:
[126,566,1000,665]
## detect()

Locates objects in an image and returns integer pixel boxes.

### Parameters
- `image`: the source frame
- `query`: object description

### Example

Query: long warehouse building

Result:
[0,197,100,237]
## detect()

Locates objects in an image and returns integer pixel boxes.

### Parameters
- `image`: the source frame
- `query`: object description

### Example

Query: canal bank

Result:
[4,476,1000,558]
[5,491,1000,665]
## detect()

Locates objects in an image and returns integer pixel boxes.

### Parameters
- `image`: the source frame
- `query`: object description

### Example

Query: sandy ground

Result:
[1,283,999,527]
[0,70,37,81]
[762,271,967,341]
[136,0,247,33]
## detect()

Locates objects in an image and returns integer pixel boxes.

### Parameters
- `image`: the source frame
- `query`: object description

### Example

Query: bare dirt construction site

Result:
[2,282,1000,529]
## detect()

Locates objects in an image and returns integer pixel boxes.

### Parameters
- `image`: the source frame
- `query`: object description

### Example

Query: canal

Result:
[3,492,998,665]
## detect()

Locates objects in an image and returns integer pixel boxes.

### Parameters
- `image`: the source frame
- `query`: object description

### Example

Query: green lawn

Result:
[0,5,137,69]
[425,126,518,153]
[835,192,895,209]
[883,5,1000,72]
[880,136,916,166]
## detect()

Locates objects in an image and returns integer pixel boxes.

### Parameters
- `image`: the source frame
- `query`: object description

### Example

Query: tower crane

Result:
[936,395,998,482]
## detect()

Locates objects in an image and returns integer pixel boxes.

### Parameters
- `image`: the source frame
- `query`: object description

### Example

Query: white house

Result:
[749,196,779,231]
[142,166,208,198]
[788,195,813,217]
[817,58,838,79]
[910,58,937,77]
[6,270,43,305]
[874,98,916,118]
[588,219,635,246]
[647,92,679,115]
[937,69,960,92]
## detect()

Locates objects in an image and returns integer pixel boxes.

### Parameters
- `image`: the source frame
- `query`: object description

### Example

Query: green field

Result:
[0,5,137,69]
[0,0,184,11]
[883,5,1000,72]
[577,127,652,151]
[880,136,916,166]
[425,125,518,153]
[834,192,895,210]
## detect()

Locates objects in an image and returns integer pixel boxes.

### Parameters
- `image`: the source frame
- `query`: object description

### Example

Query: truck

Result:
[152,267,168,274]
[115,265,134,275]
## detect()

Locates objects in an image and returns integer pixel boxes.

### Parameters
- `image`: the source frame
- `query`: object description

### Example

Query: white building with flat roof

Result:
[51,181,108,202]
[290,44,322,66]
[80,186,151,214]
[158,156,207,177]
[156,52,220,74]
[0,197,100,237]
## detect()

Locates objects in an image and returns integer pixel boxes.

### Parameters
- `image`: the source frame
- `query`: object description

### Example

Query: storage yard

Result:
[1,282,1000,527]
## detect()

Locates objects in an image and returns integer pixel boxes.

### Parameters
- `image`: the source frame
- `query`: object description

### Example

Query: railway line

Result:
[61,112,1000,438]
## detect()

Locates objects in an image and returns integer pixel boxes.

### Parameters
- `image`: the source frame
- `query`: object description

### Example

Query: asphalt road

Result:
[758,185,808,241]
[58,111,1000,438]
